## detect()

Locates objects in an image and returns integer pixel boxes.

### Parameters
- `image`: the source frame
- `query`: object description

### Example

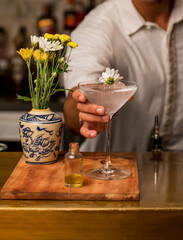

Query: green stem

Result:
[51,47,72,95]
[36,59,40,108]
[41,54,50,108]
[27,48,34,107]
[61,44,67,58]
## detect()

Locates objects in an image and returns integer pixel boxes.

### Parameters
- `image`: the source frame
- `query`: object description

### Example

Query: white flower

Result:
[99,67,123,84]
[39,37,63,52]
[30,35,39,46]
[49,40,63,51]
[38,37,53,52]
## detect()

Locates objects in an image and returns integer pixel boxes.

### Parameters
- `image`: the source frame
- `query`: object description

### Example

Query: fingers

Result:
[80,125,98,139]
[73,88,109,122]
[78,111,109,138]
[72,87,109,139]
[72,88,105,116]
[80,122,106,139]
[72,88,86,103]
[79,111,109,123]
[77,102,106,116]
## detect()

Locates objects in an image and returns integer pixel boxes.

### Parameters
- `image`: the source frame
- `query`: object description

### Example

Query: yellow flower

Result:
[49,52,56,61]
[33,49,48,61]
[67,41,78,48]
[53,34,61,40]
[44,33,54,40]
[17,48,32,61]
[41,52,48,61]
[59,34,71,43]
[33,49,56,62]
[33,49,41,60]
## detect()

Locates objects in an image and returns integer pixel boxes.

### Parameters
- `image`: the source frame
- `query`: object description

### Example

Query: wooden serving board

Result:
[1,152,140,201]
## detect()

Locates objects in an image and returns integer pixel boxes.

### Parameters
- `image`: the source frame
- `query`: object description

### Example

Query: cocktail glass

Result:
[78,79,138,180]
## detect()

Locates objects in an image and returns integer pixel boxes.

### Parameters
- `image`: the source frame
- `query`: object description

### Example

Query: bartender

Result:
[63,0,183,152]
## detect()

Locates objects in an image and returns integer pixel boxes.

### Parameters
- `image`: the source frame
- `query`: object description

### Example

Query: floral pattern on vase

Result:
[19,108,62,164]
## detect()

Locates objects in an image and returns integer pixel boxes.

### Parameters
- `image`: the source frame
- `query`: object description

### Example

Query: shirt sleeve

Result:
[63,1,115,92]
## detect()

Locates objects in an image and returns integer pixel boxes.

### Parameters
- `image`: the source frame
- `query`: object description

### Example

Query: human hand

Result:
[72,88,110,139]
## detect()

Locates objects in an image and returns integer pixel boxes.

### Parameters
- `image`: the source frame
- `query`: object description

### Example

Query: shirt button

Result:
[146,25,152,30]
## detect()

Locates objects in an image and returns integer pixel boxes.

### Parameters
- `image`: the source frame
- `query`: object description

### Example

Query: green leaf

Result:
[64,63,69,70]
[51,88,73,95]
[57,69,64,74]
[16,94,31,102]
[57,68,71,73]
[68,89,74,92]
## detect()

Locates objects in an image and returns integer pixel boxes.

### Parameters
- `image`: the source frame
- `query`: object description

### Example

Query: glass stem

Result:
[104,117,112,169]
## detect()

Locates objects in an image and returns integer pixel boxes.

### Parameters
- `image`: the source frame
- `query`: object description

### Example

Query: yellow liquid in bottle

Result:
[65,174,83,188]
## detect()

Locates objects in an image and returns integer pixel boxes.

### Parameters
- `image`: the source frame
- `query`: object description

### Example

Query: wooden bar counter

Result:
[0,151,183,239]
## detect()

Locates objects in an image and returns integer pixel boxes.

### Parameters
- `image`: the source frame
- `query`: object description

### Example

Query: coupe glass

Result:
[78,79,138,180]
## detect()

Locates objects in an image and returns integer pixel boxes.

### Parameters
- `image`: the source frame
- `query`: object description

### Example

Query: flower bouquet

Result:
[17,33,78,164]
[17,33,77,109]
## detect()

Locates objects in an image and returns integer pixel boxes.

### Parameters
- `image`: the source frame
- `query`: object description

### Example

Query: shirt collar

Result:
[169,0,183,26]
[118,0,145,36]
[118,0,183,36]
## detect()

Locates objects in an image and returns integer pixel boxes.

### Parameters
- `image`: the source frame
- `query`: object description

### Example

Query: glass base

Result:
[85,166,131,180]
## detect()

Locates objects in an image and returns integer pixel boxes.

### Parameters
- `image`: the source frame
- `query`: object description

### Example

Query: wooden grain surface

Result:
[1,152,139,201]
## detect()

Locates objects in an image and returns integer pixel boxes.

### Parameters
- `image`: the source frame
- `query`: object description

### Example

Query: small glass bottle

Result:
[64,142,83,188]
[151,115,163,153]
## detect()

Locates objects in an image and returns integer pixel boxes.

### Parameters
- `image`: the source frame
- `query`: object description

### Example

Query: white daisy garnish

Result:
[99,67,123,84]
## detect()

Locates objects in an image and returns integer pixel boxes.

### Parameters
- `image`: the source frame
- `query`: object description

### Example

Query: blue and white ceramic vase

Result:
[19,108,63,164]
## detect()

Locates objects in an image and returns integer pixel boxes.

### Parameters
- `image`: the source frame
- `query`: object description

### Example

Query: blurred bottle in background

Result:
[75,0,85,26]
[37,3,57,36]
[151,115,163,153]
[64,0,77,34]
[13,26,28,50]
[11,26,28,95]
[64,0,85,34]
[0,27,11,96]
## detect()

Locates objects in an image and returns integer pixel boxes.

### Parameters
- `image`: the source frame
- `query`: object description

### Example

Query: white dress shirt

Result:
[64,0,183,152]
